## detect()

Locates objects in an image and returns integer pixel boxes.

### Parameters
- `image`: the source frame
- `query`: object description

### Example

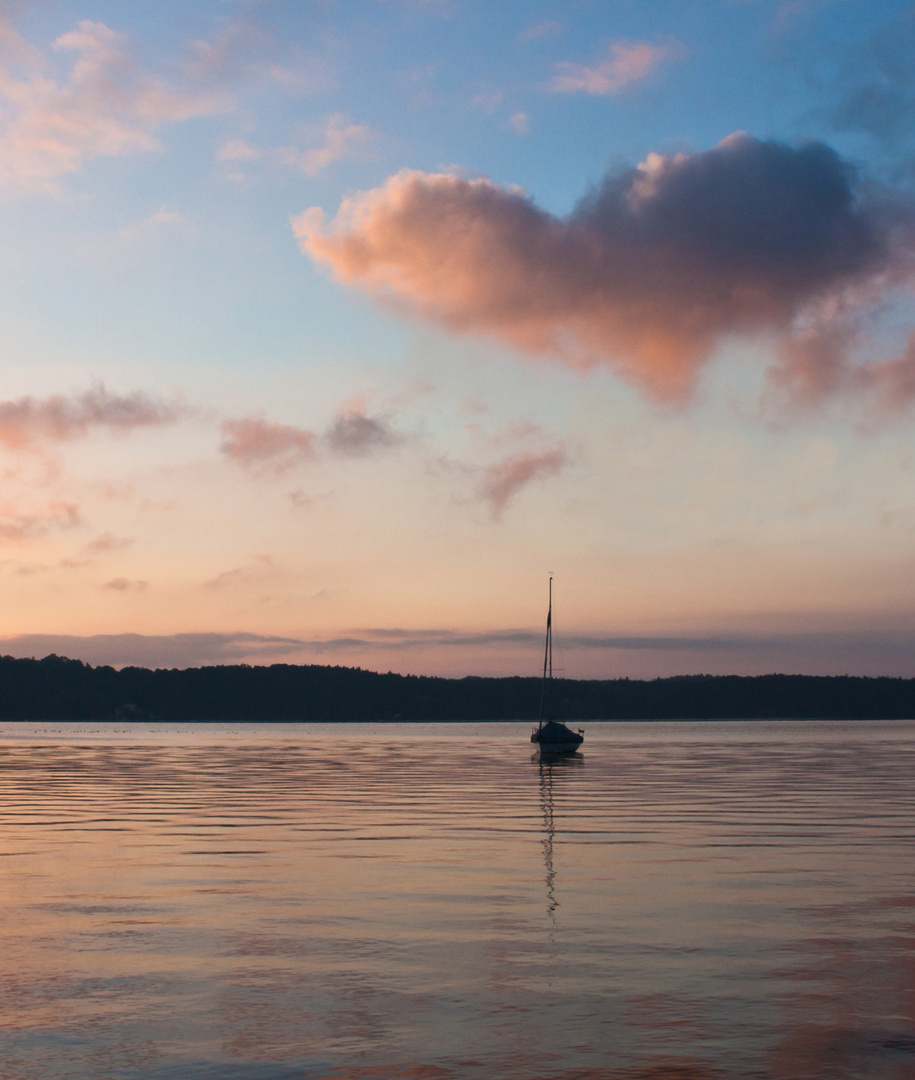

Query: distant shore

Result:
[0,653,913,723]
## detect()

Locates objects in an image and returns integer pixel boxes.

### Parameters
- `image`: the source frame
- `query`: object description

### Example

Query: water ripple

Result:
[1,720,914,1080]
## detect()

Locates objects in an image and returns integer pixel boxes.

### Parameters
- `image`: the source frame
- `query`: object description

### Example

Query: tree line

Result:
[0,653,912,721]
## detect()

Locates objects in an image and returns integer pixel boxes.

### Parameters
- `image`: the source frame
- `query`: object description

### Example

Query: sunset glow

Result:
[0,1,914,677]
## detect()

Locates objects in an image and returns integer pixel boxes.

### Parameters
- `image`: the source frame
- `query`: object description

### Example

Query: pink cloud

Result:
[102,577,148,592]
[0,19,223,191]
[506,112,530,135]
[295,135,910,405]
[223,399,402,472]
[218,138,259,162]
[279,114,371,176]
[768,312,863,406]
[325,398,402,455]
[13,558,89,576]
[0,385,181,450]
[480,445,566,517]
[549,39,683,95]
[765,304,915,414]
[116,205,183,244]
[471,89,503,114]
[458,396,487,416]
[0,501,80,541]
[204,554,281,590]
[220,418,316,471]
[183,21,271,89]
[82,531,134,554]
[521,20,565,43]
[852,331,915,415]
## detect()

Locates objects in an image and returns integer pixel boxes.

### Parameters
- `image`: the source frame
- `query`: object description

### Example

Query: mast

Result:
[548,575,553,722]
[538,575,552,729]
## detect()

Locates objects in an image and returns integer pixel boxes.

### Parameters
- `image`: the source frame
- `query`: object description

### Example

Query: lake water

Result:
[1,720,915,1080]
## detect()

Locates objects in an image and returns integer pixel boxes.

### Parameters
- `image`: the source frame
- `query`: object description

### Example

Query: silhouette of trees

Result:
[0,654,911,721]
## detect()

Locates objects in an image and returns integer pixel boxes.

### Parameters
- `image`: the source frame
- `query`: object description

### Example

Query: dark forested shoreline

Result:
[0,653,913,721]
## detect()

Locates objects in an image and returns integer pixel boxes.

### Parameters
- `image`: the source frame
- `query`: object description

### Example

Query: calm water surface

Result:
[1,720,915,1080]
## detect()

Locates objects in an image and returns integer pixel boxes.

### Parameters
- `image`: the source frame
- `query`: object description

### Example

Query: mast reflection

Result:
[536,752,583,926]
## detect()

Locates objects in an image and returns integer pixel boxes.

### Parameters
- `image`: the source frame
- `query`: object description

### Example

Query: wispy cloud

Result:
[147,206,182,225]
[325,400,403,456]
[0,385,182,450]
[471,89,502,114]
[0,19,223,192]
[0,631,308,668]
[279,113,371,176]
[219,417,316,472]
[549,39,684,95]
[268,56,340,97]
[204,554,282,590]
[183,21,271,89]
[222,399,403,472]
[480,445,567,517]
[82,532,134,554]
[117,205,184,243]
[6,623,915,675]
[506,112,530,135]
[12,557,89,576]
[218,138,259,162]
[102,577,148,592]
[432,419,568,518]
[0,501,79,540]
[821,7,915,148]
[521,20,564,43]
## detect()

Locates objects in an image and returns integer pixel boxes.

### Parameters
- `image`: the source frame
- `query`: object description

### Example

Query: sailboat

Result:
[530,577,584,755]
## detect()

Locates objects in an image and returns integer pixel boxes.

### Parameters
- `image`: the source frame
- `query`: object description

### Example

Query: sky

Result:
[1,0,915,678]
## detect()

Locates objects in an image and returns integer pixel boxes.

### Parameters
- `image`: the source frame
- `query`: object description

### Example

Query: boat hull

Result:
[534,741,582,756]
[531,720,584,754]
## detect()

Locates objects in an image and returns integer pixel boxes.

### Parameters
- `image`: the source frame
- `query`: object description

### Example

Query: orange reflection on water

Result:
[1,720,915,1080]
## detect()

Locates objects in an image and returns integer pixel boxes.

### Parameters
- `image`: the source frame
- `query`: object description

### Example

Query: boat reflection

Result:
[536,752,584,925]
